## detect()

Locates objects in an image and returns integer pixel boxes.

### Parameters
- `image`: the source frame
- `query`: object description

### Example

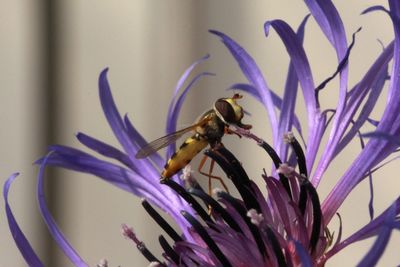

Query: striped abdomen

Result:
[161,134,208,180]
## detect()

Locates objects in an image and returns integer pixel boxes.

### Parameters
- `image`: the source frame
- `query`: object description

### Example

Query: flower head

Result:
[4,0,400,266]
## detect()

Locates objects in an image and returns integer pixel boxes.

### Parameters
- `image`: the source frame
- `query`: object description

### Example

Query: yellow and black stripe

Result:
[160,134,208,180]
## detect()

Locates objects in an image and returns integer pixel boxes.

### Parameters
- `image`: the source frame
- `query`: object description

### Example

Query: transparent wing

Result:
[135,117,210,159]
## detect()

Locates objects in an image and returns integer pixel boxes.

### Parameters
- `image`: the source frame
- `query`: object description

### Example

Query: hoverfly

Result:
[135,94,251,193]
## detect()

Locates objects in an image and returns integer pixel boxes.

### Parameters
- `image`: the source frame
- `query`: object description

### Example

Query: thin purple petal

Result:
[37,156,88,266]
[210,29,279,143]
[356,203,397,267]
[76,132,134,169]
[166,54,210,128]
[325,198,400,260]
[166,71,215,159]
[99,69,158,179]
[266,15,313,162]
[333,42,393,157]
[322,1,400,222]
[3,173,44,267]
[123,115,164,169]
[362,6,390,16]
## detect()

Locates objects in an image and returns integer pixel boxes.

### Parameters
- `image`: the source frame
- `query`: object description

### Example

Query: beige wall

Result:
[1,0,399,266]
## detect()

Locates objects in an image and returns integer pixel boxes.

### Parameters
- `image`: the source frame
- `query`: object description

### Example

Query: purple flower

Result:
[4,0,400,266]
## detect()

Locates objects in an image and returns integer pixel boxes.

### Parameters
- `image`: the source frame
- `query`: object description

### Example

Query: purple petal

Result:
[356,205,395,267]
[37,156,88,266]
[123,115,164,169]
[322,1,400,222]
[291,240,313,267]
[304,0,351,186]
[40,145,171,211]
[265,177,293,237]
[99,69,158,178]
[361,6,390,16]
[41,146,191,231]
[362,131,400,146]
[334,42,393,156]
[166,54,210,128]
[304,0,348,60]
[166,71,215,159]
[264,17,326,173]
[312,41,393,186]
[76,132,133,169]
[325,198,400,260]
[267,15,311,162]
[3,173,44,267]
[210,30,279,143]
[367,118,380,127]
[264,19,316,116]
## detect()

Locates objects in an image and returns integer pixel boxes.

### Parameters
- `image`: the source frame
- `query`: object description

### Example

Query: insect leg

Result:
[198,155,229,195]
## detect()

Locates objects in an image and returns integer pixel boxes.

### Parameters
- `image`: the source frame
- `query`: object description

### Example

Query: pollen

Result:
[247,209,264,226]
[277,163,295,177]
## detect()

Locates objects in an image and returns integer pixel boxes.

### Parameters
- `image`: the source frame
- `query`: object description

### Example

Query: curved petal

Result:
[98,69,158,179]
[334,43,393,156]
[304,0,350,186]
[77,132,134,170]
[209,30,279,143]
[3,173,44,267]
[322,0,400,223]
[37,156,88,266]
[356,221,393,267]
[264,16,318,163]
[166,54,210,128]
[166,71,215,159]
[39,145,174,212]
[325,197,400,260]
[123,115,164,169]
[39,146,191,231]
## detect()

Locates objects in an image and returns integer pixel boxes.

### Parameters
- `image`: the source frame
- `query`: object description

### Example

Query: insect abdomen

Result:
[161,135,208,180]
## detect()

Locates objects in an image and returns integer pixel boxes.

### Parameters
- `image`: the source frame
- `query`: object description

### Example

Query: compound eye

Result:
[215,99,236,123]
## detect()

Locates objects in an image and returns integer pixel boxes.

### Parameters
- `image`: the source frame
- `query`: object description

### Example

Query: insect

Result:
[135,94,251,193]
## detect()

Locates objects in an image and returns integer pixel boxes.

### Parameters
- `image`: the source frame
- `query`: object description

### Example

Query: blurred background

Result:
[1,0,399,266]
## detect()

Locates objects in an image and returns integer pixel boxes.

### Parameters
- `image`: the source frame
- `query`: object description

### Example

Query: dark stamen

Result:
[302,181,322,254]
[142,200,183,242]
[189,188,243,233]
[299,184,308,216]
[259,140,292,200]
[161,179,213,224]
[287,134,309,215]
[286,134,307,177]
[158,235,183,266]
[137,243,163,264]
[181,211,232,267]
[205,147,261,213]
[315,27,362,107]
[122,224,163,264]
[308,186,322,254]
[264,227,287,267]
[218,191,268,258]
[229,127,293,200]
[258,140,283,168]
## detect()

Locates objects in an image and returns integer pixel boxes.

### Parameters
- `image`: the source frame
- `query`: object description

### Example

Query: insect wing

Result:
[135,128,190,158]
[135,115,211,159]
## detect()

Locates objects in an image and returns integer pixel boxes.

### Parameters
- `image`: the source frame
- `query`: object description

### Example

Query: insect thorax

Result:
[195,109,226,146]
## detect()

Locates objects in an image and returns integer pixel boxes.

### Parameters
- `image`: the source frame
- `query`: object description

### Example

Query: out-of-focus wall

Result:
[1,0,399,266]
[0,1,48,266]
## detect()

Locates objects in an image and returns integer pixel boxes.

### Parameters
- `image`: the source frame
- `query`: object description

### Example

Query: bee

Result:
[135,94,251,192]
